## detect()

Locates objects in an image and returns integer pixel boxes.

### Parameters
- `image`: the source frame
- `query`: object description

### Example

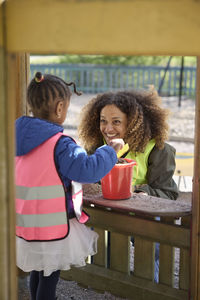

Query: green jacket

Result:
[125,141,179,200]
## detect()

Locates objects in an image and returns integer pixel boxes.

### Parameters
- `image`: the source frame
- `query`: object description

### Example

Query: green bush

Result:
[58,55,196,67]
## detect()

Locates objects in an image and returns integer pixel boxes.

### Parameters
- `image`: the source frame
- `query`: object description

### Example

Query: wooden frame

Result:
[1,1,200,299]
[190,57,200,300]
[61,202,191,300]
[2,0,200,55]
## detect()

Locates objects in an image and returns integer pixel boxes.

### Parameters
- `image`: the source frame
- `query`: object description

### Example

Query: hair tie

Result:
[35,74,44,83]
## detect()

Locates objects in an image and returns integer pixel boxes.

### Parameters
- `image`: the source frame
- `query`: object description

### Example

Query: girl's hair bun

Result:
[35,72,44,83]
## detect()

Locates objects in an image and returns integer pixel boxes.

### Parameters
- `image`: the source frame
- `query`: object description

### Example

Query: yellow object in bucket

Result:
[117,143,129,158]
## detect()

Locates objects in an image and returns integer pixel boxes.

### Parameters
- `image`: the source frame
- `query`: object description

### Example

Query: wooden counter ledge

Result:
[83,183,192,218]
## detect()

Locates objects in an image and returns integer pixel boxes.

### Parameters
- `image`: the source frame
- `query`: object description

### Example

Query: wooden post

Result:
[0,52,29,300]
[190,56,200,300]
[0,50,18,300]
[16,54,30,280]
[15,53,30,118]
[0,4,29,299]
[0,3,17,299]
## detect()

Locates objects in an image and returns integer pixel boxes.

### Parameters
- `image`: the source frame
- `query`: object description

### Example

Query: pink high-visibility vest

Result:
[15,132,89,241]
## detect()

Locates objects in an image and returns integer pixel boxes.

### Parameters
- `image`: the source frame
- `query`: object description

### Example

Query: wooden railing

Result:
[61,184,192,300]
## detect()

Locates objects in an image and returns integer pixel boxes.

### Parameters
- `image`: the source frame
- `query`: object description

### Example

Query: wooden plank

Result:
[159,218,175,287]
[92,228,107,267]
[6,51,18,300]
[2,0,200,55]
[179,216,191,290]
[0,18,29,297]
[0,45,18,300]
[0,42,9,300]
[85,207,190,249]
[0,5,3,46]
[190,56,200,300]
[15,53,29,118]
[160,245,174,286]
[134,237,154,281]
[110,232,130,273]
[61,264,188,300]
[84,194,191,217]
[0,5,18,298]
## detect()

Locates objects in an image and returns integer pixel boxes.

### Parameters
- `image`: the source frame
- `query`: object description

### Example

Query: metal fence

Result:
[30,64,197,96]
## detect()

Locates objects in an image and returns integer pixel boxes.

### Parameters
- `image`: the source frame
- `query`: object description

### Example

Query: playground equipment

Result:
[1,1,200,299]
[175,153,194,189]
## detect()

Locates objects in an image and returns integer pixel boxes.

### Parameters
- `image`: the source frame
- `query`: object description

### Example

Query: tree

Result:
[58,55,196,66]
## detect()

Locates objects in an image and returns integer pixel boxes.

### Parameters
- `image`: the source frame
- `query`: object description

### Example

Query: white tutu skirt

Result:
[16,218,98,276]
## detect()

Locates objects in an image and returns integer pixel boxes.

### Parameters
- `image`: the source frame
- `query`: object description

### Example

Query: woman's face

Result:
[100,104,128,144]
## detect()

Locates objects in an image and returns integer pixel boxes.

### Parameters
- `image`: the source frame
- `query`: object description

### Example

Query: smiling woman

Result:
[100,104,128,144]
[78,88,179,199]
[78,87,179,283]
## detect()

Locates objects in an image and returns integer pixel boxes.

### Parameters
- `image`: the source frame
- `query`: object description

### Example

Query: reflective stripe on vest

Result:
[125,139,156,186]
[15,132,88,241]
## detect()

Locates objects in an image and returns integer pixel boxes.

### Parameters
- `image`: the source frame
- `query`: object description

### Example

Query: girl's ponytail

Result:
[34,72,44,83]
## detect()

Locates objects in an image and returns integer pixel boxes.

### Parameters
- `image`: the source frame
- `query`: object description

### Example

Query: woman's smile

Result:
[100,104,127,144]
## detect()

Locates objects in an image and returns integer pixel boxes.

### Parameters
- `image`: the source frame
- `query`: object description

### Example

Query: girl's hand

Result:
[108,138,125,153]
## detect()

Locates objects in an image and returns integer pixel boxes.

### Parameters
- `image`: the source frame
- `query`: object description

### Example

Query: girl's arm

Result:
[55,136,117,183]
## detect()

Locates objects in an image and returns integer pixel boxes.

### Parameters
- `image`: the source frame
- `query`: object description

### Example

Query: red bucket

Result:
[101,158,137,200]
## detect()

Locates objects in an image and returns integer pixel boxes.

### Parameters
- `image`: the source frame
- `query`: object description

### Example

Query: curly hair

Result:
[78,88,169,153]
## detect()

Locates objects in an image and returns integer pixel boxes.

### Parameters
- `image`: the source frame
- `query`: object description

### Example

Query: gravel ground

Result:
[18,276,128,300]
[18,94,194,300]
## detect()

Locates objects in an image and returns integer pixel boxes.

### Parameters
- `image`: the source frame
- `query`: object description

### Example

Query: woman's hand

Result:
[137,192,148,196]
[108,138,125,153]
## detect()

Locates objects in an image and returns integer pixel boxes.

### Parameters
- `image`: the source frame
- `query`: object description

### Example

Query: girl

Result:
[15,72,124,300]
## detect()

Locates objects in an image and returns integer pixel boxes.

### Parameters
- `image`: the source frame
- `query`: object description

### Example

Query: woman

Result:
[78,88,179,200]
[78,88,179,283]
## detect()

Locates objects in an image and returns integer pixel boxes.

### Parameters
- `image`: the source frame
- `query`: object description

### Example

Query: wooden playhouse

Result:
[1,1,200,299]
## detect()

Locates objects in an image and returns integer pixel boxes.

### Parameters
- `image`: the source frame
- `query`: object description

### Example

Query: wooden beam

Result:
[0,3,3,46]
[0,4,17,299]
[6,51,18,300]
[85,207,190,249]
[2,0,200,55]
[15,53,29,118]
[190,57,200,300]
[61,264,188,300]
[0,42,9,300]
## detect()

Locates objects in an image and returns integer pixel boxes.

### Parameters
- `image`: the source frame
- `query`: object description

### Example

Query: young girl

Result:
[15,72,124,300]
